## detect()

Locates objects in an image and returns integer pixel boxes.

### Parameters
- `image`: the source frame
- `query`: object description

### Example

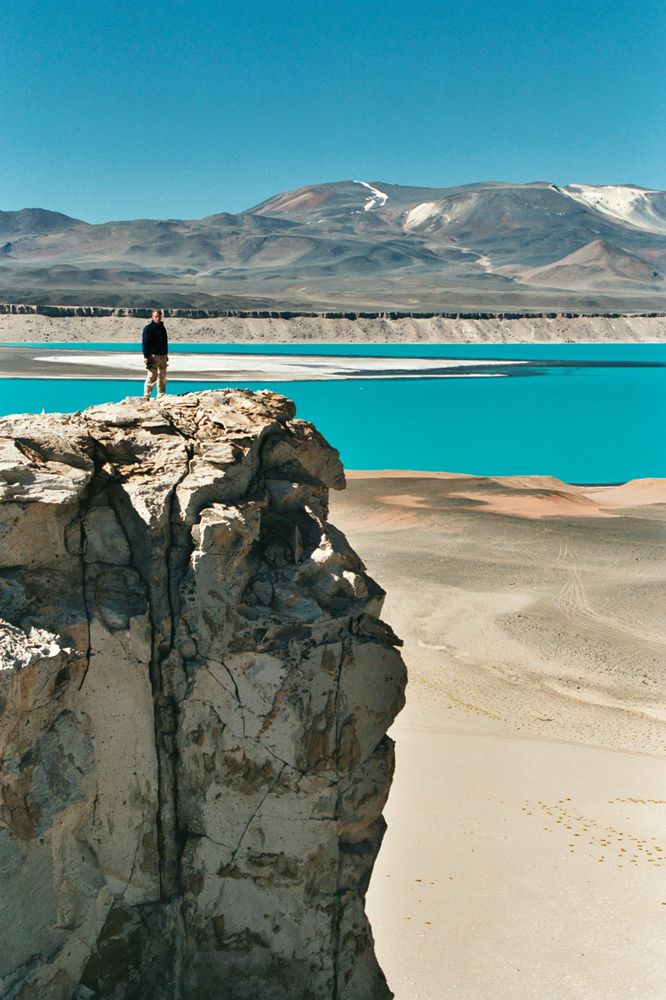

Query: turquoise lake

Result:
[1,344,665,484]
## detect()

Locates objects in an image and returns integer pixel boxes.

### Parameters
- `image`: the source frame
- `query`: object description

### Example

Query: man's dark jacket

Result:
[142,321,168,358]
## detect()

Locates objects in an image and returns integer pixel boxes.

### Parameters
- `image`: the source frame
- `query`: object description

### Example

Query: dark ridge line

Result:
[0,303,664,321]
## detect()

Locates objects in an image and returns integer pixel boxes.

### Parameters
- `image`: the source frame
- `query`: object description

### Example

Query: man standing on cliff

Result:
[142,308,169,400]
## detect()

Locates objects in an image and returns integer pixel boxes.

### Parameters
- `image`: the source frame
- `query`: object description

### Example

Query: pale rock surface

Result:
[0,389,406,999]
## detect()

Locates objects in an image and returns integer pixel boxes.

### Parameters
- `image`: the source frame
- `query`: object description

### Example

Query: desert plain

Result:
[331,472,666,1000]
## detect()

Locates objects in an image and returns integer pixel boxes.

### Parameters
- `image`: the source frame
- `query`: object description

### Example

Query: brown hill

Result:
[520,240,665,289]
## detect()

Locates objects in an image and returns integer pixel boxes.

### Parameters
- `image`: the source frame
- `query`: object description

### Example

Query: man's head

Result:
[152,309,163,322]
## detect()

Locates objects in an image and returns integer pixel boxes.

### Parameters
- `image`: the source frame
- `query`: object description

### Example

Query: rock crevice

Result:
[0,389,406,999]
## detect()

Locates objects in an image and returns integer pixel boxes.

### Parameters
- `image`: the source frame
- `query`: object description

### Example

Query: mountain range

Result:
[1,180,665,311]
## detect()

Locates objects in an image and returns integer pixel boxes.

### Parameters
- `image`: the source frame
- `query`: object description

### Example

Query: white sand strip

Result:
[33,352,523,380]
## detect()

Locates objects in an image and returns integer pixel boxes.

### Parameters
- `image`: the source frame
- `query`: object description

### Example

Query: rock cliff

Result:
[0,390,406,999]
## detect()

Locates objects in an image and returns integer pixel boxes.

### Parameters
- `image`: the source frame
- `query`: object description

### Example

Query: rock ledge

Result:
[0,389,406,999]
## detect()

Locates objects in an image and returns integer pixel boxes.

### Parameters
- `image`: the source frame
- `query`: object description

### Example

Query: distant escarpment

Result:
[2,303,665,319]
[0,391,406,999]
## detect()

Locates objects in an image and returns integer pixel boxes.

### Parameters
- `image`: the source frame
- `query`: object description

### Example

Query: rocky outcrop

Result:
[1,302,664,318]
[0,390,406,999]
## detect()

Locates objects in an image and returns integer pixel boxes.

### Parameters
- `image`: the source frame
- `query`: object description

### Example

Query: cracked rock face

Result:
[0,389,406,1000]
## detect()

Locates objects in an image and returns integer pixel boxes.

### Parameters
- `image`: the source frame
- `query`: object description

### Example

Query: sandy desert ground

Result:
[0,313,664,344]
[330,473,666,1000]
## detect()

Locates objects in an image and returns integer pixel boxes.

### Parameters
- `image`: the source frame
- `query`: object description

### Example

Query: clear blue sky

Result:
[1,0,664,222]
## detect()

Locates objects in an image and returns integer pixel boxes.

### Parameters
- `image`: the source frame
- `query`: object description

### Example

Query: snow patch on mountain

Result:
[562,184,666,235]
[354,181,389,211]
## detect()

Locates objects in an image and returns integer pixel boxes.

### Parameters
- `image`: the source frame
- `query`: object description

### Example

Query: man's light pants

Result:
[144,354,168,398]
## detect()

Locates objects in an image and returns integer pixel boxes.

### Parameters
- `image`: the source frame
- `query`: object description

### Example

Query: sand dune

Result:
[585,478,666,507]
[331,474,666,1000]
[348,470,666,520]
